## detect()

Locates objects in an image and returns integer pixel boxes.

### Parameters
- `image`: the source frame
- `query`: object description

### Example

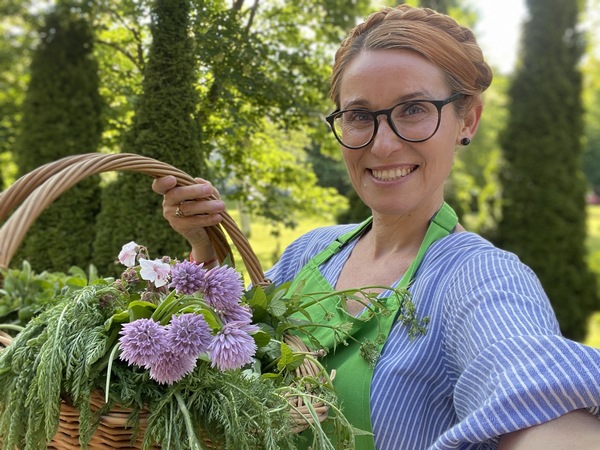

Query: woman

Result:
[153,5,600,449]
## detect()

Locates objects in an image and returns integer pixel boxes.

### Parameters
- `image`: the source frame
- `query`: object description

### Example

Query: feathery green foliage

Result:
[0,283,113,449]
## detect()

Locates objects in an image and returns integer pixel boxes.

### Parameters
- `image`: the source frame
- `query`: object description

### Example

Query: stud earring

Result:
[460,137,471,146]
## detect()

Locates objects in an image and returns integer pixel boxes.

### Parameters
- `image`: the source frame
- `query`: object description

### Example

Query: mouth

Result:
[371,166,417,181]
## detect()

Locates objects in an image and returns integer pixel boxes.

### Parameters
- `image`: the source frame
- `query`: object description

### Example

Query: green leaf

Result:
[267,297,287,318]
[260,372,283,382]
[127,300,158,321]
[196,309,220,330]
[276,342,305,372]
[247,286,268,310]
[105,310,130,330]
[253,330,271,348]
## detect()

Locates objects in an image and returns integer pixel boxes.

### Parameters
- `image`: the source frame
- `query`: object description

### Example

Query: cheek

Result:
[341,150,365,184]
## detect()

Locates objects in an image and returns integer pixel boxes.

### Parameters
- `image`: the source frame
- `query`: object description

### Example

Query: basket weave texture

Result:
[0,152,330,449]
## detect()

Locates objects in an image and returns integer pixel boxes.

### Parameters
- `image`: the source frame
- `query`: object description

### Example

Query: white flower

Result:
[139,258,171,287]
[118,241,139,267]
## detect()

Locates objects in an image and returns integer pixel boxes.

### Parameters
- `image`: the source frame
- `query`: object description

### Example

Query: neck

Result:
[366,201,444,258]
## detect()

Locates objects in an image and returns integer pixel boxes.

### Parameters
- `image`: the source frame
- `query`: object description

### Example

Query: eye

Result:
[342,110,373,124]
[398,102,429,118]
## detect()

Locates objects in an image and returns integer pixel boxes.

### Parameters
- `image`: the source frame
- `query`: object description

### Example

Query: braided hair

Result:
[329,5,493,116]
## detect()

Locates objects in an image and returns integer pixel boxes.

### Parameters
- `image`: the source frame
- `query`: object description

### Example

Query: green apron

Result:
[287,203,458,449]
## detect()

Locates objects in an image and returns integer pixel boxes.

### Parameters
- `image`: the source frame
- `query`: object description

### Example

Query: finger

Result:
[194,178,221,199]
[166,183,215,206]
[178,198,226,218]
[152,175,177,195]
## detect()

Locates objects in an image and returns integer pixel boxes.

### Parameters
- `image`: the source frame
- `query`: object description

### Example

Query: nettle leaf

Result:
[267,297,287,318]
[276,342,305,373]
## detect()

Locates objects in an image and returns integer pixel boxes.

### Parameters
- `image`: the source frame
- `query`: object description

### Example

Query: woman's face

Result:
[337,49,470,218]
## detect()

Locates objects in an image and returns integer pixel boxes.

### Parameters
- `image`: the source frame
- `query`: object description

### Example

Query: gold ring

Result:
[175,206,184,218]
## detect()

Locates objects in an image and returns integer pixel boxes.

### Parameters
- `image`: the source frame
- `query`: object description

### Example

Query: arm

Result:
[434,241,600,447]
[499,409,600,449]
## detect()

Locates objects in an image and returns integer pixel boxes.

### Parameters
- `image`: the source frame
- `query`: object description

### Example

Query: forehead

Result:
[339,49,448,107]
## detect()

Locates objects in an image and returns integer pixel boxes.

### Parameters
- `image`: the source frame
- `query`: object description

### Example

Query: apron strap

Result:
[309,216,373,267]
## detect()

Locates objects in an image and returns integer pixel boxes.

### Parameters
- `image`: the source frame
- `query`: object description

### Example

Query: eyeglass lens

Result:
[332,100,442,148]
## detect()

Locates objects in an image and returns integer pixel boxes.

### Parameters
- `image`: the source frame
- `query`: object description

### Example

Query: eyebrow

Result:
[341,90,435,110]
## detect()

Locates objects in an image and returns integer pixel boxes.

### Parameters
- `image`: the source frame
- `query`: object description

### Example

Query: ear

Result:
[458,100,483,145]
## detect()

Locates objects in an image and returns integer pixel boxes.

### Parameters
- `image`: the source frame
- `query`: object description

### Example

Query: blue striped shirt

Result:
[265,225,600,449]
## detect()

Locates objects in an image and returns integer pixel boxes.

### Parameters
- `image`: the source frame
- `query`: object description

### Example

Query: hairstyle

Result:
[329,4,493,116]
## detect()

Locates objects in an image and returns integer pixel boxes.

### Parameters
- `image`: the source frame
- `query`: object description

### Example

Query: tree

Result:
[0,0,38,189]
[496,0,596,340]
[186,0,372,225]
[581,0,600,197]
[11,4,104,272]
[93,0,202,274]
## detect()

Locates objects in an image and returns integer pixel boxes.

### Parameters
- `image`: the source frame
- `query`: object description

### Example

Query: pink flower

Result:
[118,241,139,267]
[139,258,171,288]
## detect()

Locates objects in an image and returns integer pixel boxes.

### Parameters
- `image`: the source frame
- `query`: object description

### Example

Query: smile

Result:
[371,166,416,181]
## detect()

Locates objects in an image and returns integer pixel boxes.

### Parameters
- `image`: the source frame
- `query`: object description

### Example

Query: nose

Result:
[369,114,404,157]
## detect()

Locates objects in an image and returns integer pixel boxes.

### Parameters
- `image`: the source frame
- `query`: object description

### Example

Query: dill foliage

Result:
[0,283,116,449]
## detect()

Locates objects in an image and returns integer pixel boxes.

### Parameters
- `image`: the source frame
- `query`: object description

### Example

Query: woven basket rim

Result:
[0,152,267,285]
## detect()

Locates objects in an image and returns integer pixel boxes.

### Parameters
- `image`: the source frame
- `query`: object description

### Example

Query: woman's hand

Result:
[152,175,226,263]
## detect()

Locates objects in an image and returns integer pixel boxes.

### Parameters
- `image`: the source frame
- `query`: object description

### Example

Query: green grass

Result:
[225,210,333,283]
[586,205,600,348]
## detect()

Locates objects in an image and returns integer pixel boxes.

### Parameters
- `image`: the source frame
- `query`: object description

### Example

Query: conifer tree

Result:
[496,0,596,340]
[93,0,202,275]
[12,7,103,272]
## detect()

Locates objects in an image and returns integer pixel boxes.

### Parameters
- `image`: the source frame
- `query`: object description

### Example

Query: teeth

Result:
[372,167,414,181]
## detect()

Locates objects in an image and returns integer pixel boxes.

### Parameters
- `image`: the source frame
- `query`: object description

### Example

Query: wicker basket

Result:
[0,152,330,448]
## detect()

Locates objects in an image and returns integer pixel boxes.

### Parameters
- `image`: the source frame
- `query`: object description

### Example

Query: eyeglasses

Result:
[325,93,465,149]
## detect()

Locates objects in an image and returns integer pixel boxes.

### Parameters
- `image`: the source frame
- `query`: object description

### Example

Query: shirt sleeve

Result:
[434,249,600,448]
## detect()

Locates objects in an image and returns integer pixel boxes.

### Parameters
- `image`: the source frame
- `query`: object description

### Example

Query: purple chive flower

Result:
[219,304,253,325]
[208,321,258,371]
[119,318,168,367]
[202,265,244,311]
[149,350,198,385]
[169,260,207,295]
[167,313,213,356]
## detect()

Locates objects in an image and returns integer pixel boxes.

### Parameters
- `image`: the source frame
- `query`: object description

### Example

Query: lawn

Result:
[585,205,600,348]
[225,210,333,281]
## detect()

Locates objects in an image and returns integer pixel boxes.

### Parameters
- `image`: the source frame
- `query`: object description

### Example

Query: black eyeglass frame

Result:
[325,93,465,150]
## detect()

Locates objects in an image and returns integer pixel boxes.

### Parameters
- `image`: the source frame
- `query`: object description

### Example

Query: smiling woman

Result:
[153,4,600,449]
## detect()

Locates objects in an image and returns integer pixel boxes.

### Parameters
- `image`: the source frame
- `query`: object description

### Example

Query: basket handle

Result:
[0,153,268,286]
